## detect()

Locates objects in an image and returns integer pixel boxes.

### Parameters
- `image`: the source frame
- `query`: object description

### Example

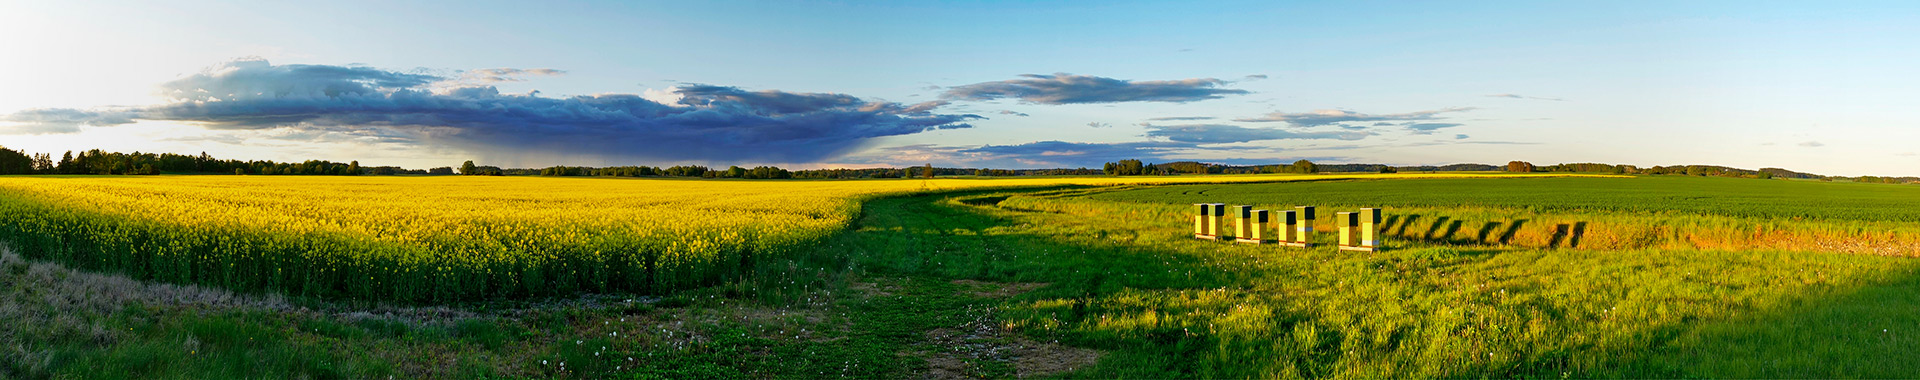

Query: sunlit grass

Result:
[920,189,1920,378]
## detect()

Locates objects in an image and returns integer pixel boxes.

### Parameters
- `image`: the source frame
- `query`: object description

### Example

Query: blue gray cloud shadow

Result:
[942,73,1250,104]
[1405,123,1463,135]
[2,59,979,164]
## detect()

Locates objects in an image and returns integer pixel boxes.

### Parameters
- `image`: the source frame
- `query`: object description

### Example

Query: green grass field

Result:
[3,174,1917,378]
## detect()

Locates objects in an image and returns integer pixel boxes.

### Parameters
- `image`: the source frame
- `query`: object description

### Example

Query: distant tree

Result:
[1506,161,1535,173]
[1292,159,1319,174]
[349,161,361,175]
[428,167,455,175]
[30,153,53,173]
[1686,165,1707,176]
[0,147,32,174]
[57,151,74,174]
[1378,165,1397,174]
[235,168,246,175]
[922,164,935,178]
[460,161,478,175]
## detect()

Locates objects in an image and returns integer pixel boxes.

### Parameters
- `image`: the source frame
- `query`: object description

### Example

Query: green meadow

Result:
[3,174,1916,378]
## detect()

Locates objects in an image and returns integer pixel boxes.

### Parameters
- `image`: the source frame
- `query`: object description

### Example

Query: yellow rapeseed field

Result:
[0,173,1605,301]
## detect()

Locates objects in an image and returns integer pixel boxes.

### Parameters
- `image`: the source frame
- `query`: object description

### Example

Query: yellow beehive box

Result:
[1236,208,1267,243]
[1361,207,1383,249]
[1294,206,1315,247]
[1279,209,1307,247]
[1231,205,1252,240]
[1208,203,1227,237]
[1192,203,1210,239]
[1239,209,1270,243]
[1338,211,1372,252]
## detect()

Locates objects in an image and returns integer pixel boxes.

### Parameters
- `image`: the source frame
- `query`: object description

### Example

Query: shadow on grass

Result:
[1379,213,1553,248]
[1533,262,1920,378]
[840,192,1264,296]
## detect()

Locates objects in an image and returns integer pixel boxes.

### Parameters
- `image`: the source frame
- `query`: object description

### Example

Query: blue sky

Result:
[3,0,1918,175]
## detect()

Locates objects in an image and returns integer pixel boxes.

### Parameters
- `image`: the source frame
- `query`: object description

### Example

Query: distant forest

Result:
[1,146,1913,184]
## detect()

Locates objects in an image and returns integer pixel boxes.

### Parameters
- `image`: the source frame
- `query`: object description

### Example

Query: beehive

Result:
[1232,205,1253,240]
[1238,208,1269,243]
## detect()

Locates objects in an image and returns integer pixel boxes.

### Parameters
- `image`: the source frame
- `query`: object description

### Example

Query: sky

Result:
[2,0,1918,175]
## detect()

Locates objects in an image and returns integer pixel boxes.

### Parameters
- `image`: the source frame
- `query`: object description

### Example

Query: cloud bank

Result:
[943,73,1249,104]
[0,59,978,163]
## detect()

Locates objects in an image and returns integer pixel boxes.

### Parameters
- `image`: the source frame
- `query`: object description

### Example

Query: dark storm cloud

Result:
[942,73,1250,104]
[1235,107,1474,127]
[0,59,978,163]
[1143,124,1372,144]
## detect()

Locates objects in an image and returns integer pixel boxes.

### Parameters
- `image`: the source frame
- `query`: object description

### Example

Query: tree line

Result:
[1100,160,1323,176]
[0,146,414,176]
[530,164,794,179]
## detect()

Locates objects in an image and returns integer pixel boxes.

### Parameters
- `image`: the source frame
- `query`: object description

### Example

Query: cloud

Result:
[1235,107,1474,127]
[1455,141,1539,145]
[1454,134,1469,140]
[1243,74,1268,81]
[942,73,1250,104]
[1,59,978,164]
[0,108,138,134]
[961,140,1199,167]
[1799,141,1825,148]
[1144,124,1372,143]
[1486,93,1565,101]
[848,139,1342,169]
[1148,116,1215,121]
[997,110,1029,117]
[441,68,566,86]
[1087,122,1112,128]
[1405,123,1463,135]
